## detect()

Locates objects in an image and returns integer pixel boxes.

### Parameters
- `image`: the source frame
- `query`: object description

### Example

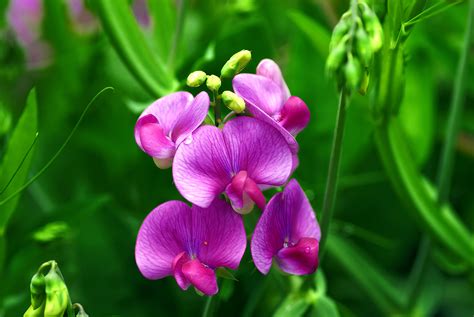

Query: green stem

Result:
[168,0,185,68]
[436,0,474,204]
[214,93,222,126]
[319,89,348,257]
[202,296,213,317]
[406,236,431,310]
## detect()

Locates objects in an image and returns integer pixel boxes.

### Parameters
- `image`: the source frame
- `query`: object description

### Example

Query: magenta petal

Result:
[172,252,191,290]
[279,96,310,136]
[233,74,284,116]
[182,259,218,296]
[223,117,293,186]
[256,59,290,101]
[225,171,266,214]
[135,201,192,280]
[251,179,320,275]
[172,91,210,145]
[192,199,247,269]
[173,126,232,208]
[276,237,319,275]
[139,92,193,135]
[139,122,175,159]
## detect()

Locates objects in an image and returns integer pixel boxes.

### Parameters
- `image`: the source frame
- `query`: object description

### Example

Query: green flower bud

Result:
[344,55,362,90]
[355,28,372,65]
[221,50,251,78]
[206,75,221,92]
[360,3,383,51]
[30,273,46,309]
[24,302,45,317]
[329,16,350,50]
[326,41,347,73]
[74,303,89,317]
[221,91,245,113]
[358,70,370,95]
[44,269,69,317]
[186,71,207,87]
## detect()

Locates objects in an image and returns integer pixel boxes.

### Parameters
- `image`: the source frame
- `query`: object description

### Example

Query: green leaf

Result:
[0,89,38,234]
[273,294,311,317]
[147,0,176,64]
[311,295,340,317]
[95,0,179,98]
[0,103,12,136]
[314,270,327,295]
[288,10,331,57]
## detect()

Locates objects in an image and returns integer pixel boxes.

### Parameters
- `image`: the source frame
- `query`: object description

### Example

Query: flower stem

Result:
[319,88,349,257]
[436,0,474,205]
[202,296,213,317]
[213,92,222,126]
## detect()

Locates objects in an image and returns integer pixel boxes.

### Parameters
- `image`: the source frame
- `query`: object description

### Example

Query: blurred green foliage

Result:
[0,0,473,316]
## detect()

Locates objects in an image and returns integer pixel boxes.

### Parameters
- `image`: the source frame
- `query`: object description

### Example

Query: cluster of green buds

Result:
[326,0,383,94]
[24,261,88,317]
[186,50,251,116]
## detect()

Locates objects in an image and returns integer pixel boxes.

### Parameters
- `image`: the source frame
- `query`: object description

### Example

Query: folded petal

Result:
[256,59,290,101]
[233,74,284,116]
[182,259,218,296]
[173,126,232,208]
[139,121,176,159]
[222,117,292,186]
[251,179,320,275]
[279,96,311,136]
[135,201,192,280]
[276,237,319,275]
[192,199,247,269]
[172,91,210,145]
[172,252,191,290]
[225,171,266,214]
[139,92,193,135]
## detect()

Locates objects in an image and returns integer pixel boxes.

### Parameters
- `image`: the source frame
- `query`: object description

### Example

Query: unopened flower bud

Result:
[30,273,46,309]
[74,303,89,317]
[206,75,221,92]
[329,16,350,50]
[187,71,207,87]
[221,91,245,113]
[44,268,69,317]
[24,302,45,317]
[326,41,347,73]
[344,55,362,90]
[355,28,372,65]
[221,50,251,78]
[358,70,370,95]
[360,3,383,51]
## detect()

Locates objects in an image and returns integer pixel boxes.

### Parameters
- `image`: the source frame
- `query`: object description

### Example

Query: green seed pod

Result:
[44,269,69,317]
[221,91,246,113]
[206,75,221,92]
[355,28,373,65]
[326,40,347,73]
[186,71,207,87]
[30,273,46,309]
[344,55,362,91]
[24,302,45,317]
[221,50,252,78]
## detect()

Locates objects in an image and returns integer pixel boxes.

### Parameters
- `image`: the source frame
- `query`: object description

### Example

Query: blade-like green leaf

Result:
[147,0,176,65]
[311,295,340,317]
[0,89,38,234]
[288,10,331,57]
[273,293,311,317]
[95,0,179,97]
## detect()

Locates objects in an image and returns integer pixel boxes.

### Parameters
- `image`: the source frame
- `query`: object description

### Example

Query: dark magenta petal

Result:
[172,91,210,145]
[138,121,176,160]
[256,59,290,101]
[192,199,247,269]
[172,252,191,290]
[276,237,319,275]
[225,171,266,214]
[280,96,311,136]
[251,179,320,275]
[182,259,218,296]
[233,74,284,116]
[135,201,192,280]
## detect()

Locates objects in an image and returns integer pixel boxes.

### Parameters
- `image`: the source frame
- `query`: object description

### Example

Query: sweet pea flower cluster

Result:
[135,51,321,296]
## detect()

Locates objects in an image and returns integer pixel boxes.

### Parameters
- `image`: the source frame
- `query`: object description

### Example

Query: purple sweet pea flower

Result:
[173,116,293,214]
[251,179,320,275]
[7,0,53,69]
[135,199,246,296]
[134,91,210,169]
[233,59,310,155]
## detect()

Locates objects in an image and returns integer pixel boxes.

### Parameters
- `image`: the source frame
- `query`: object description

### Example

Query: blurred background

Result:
[0,0,473,316]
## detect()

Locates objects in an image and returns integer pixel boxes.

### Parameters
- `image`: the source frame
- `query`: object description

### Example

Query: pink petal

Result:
[173,126,232,208]
[251,179,320,275]
[225,171,266,214]
[172,252,191,290]
[233,74,284,116]
[182,259,218,296]
[172,91,210,145]
[256,59,290,101]
[279,96,311,136]
[276,237,319,275]
[135,201,192,280]
[139,121,175,160]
